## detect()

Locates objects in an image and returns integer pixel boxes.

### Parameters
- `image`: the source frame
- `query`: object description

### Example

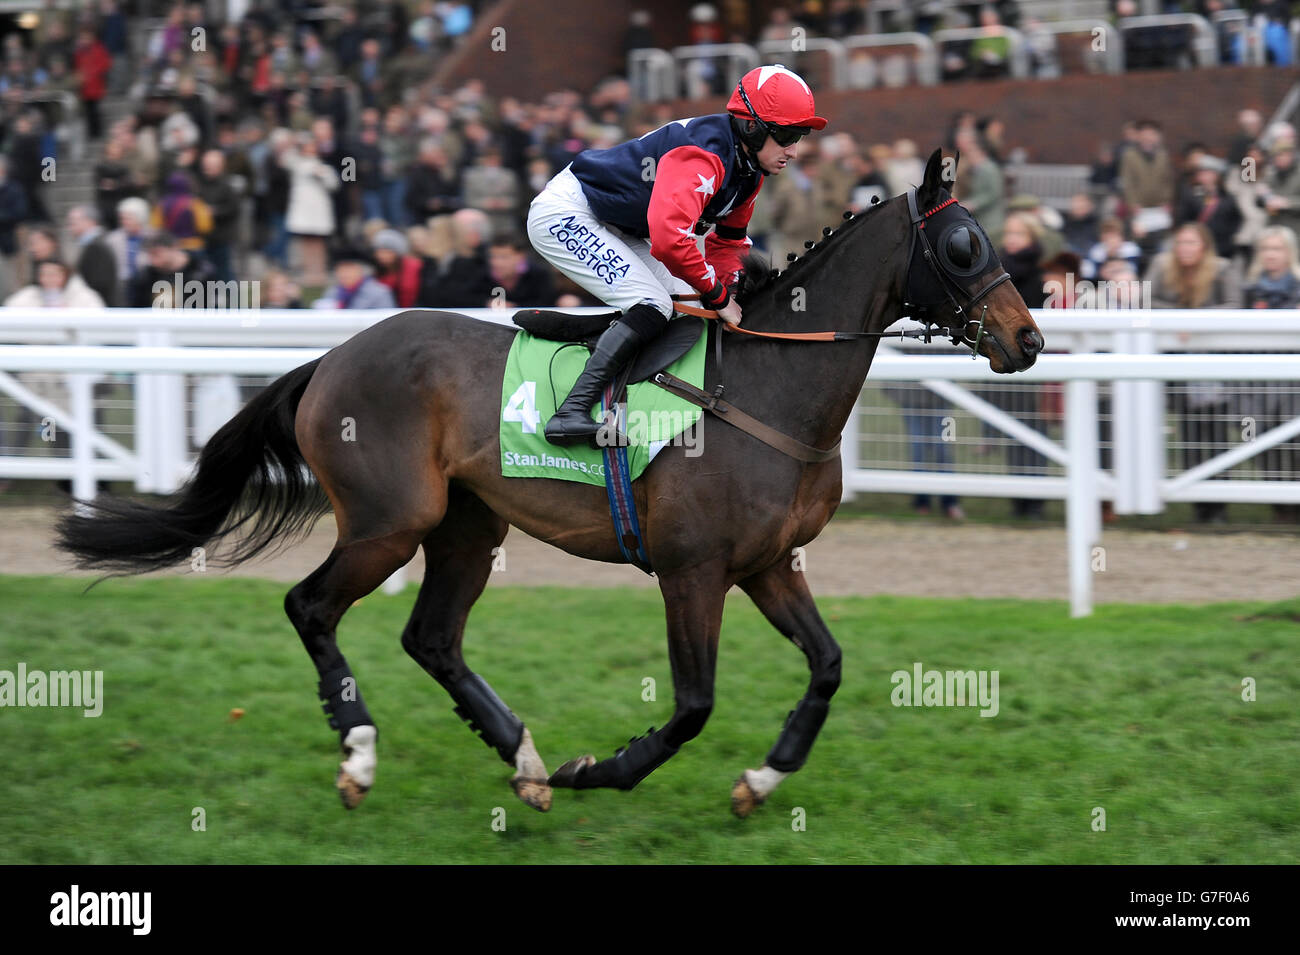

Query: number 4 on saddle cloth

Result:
[499,309,709,574]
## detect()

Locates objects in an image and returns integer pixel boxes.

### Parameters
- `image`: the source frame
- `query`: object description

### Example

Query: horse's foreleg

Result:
[285,530,424,809]
[549,563,726,791]
[732,559,842,817]
[400,488,552,812]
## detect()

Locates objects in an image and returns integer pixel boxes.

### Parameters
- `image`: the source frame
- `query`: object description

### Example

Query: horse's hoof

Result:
[549,754,596,788]
[511,776,553,812]
[336,768,370,810]
[336,725,376,810]
[731,773,766,818]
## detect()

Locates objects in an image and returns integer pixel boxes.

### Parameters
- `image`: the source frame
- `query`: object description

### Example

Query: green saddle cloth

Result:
[499,327,707,486]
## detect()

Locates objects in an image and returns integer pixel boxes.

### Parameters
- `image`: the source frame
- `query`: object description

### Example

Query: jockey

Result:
[526,64,828,445]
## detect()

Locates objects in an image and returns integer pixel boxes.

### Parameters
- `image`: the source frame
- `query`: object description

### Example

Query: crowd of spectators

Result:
[0,1,1298,514]
[932,108,1300,521]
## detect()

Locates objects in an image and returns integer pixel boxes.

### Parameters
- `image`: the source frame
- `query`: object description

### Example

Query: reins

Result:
[647,187,1011,464]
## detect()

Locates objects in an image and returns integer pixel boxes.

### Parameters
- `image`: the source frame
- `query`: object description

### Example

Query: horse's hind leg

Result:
[731,559,842,818]
[400,485,552,812]
[285,527,426,809]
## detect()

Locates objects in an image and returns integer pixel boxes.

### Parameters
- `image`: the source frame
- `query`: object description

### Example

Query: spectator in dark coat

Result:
[333,6,366,72]
[260,128,293,266]
[310,74,350,137]
[9,111,51,223]
[128,233,216,308]
[405,139,462,224]
[1175,154,1243,260]
[999,212,1047,308]
[66,205,120,307]
[92,137,138,229]
[98,1,129,88]
[418,208,493,307]
[351,117,386,223]
[1062,192,1101,255]
[196,149,241,281]
[485,235,555,308]
[0,155,28,300]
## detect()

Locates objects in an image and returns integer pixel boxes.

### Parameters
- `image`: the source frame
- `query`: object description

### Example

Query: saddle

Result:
[512,309,705,386]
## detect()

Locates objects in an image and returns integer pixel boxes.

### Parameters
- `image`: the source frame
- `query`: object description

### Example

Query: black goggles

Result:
[736,81,811,148]
[768,124,811,147]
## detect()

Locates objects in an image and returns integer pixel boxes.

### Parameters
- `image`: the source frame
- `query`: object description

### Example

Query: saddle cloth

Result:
[498,312,707,487]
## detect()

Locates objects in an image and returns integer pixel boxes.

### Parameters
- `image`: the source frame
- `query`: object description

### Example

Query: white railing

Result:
[2,307,1299,615]
[862,351,1300,616]
[842,33,940,88]
[757,38,849,88]
[1035,20,1124,74]
[669,43,759,100]
[629,10,1267,98]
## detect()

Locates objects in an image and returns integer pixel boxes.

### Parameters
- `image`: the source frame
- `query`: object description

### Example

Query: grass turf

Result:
[0,575,1296,863]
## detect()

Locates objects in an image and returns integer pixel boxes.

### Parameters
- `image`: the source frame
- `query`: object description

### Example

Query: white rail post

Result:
[135,329,157,491]
[1132,328,1162,513]
[69,371,97,502]
[1066,378,1099,617]
[840,391,859,503]
[158,329,187,492]
[1111,329,1136,513]
[381,566,408,595]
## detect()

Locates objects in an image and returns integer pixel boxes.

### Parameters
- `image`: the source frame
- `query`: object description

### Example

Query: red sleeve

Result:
[647,145,728,298]
[704,176,763,290]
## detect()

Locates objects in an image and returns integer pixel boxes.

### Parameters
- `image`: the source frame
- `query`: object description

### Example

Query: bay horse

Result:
[56,149,1043,817]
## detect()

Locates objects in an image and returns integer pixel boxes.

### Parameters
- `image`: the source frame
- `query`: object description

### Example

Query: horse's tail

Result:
[55,358,329,576]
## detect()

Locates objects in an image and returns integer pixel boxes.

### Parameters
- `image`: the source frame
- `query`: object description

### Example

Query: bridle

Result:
[673,186,1013,358]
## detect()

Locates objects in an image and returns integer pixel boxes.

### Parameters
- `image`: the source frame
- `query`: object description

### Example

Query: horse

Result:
[55,148,1043,817]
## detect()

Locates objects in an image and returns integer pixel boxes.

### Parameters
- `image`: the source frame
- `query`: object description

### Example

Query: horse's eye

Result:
[946,226,977,270]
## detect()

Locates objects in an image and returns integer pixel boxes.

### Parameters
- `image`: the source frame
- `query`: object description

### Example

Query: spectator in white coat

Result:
[283,132,338,285]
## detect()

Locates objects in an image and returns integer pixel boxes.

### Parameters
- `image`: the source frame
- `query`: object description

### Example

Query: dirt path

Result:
[3,505,1297,605]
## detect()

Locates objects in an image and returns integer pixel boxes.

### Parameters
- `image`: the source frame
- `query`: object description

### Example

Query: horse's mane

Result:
[735,192,897,307]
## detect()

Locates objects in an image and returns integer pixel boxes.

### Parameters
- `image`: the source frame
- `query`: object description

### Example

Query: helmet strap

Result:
[730,114,766,173]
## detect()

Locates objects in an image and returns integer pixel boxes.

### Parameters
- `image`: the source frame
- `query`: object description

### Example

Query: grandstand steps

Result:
[47,93,136,230]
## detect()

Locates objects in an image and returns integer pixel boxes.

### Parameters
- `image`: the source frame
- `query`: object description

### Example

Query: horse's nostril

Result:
[1019,328,1042,355]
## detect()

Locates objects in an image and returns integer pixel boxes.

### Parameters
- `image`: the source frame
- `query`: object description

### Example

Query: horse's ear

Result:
[919,147,945,204]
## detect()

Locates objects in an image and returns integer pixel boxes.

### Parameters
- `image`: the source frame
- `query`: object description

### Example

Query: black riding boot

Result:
[544,306,664,445]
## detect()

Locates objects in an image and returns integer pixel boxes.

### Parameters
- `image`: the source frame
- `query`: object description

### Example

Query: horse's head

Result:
[904,148,1044,372]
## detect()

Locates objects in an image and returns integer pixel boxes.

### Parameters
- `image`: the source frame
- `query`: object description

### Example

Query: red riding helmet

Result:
[726,64,828,132]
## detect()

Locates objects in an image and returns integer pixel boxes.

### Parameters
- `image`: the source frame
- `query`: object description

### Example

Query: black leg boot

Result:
[544,306,665,446]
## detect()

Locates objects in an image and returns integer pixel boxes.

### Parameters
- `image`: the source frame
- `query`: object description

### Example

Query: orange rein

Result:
[671,294,843,342]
